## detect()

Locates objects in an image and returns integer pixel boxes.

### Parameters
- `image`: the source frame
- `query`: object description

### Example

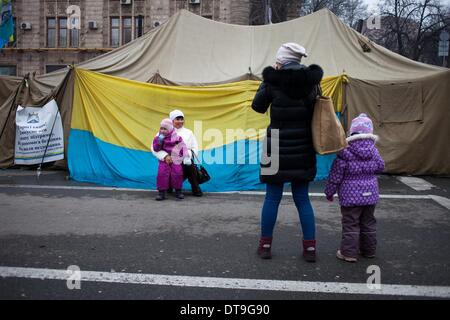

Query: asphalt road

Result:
[0,168,449,305]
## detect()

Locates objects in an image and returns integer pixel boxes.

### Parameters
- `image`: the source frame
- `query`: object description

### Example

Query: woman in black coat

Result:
[252,43,323,262]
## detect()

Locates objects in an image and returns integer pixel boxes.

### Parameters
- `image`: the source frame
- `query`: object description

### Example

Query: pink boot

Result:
[303,239,316,262]
[257,236,272,259]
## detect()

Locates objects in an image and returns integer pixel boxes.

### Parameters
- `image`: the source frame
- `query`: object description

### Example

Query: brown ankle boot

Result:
[303,239,316,262]
[175,189,184,199]
[155,190,166,201]
[257,236,272,259]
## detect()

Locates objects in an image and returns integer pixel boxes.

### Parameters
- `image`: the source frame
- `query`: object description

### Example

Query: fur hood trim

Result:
[262,64,324,99]
[346,133,379,143]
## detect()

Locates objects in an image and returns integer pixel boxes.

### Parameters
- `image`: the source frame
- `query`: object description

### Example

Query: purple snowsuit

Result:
[153,130,188,191]
[325,134,385,258]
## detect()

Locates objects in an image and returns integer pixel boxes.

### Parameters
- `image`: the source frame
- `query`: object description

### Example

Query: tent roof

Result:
[39,8,447,85]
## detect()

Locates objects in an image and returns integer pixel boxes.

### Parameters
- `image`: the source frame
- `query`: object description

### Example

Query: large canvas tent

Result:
[1,8,449,191]
[70,7,446,83]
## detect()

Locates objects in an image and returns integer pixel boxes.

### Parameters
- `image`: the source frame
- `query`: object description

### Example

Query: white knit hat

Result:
[276,42,308,65]
[169,109,184,121]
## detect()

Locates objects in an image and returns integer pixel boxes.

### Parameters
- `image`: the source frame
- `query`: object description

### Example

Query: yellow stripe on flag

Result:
[72,68,346,151]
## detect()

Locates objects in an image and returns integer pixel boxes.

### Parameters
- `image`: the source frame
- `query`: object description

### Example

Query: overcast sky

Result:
[363,0,450,12]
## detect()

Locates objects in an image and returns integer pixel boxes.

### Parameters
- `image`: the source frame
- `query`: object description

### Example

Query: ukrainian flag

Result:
[68,68,347,191]
[0,0,14,48]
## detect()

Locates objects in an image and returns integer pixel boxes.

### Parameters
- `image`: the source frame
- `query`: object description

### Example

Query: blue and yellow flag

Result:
[68,68,347,191]
[0,0,14,48]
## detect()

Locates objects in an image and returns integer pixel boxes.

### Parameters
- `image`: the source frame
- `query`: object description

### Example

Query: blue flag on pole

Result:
[0,0,14,48]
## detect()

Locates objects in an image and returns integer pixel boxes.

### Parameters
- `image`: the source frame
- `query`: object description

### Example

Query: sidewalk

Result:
[1,167,449,198]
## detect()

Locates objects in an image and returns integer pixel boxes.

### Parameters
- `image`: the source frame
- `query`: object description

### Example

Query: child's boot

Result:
[175,189,184,199]
[155,190,166,201]
[257,236,272,259]
[336,250,357,262]
[303,239,316,262]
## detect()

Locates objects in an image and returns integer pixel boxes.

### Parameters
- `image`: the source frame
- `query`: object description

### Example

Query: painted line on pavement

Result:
[0,184,437,199]
[0,266,449,298]
[429,195,450,211]
[397,176,436,191]
[241,191,432,199]
[0,184,448,210]
[0,184,149,192]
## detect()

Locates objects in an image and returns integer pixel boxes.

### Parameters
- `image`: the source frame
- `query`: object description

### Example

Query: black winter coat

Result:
[252,63,324,184]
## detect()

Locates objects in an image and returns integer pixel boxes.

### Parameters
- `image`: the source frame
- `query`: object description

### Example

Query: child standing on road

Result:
[153,118,189,201]
[324,113,385,262]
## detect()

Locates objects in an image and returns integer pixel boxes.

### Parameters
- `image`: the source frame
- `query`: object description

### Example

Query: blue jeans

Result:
[261,182,316,240]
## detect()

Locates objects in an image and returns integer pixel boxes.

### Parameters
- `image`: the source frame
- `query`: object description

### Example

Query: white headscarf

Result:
[169,109,184,121]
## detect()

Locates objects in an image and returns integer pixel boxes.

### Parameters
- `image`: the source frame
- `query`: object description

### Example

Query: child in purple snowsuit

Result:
[153,118,188,201]
[324,113,385,262]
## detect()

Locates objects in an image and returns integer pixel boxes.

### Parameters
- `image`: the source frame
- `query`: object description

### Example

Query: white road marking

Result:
[0,266,449,298]
[241,191,432,200]
[0,184,148,192]
[0,184,437,198]
[0,184,448,210]
[397,177,436,191]
[429,195,450,211]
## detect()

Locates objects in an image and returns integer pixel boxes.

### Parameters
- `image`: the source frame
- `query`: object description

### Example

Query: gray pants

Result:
[340,205,377,258]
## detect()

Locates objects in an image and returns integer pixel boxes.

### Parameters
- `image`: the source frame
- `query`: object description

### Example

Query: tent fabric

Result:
[321,75,348,113]
[0,76,22,166]
[73,9,445,84]
[6,8,444,87]
[69,68,346,191]
[0,70,74,167]
[346,70,450,176]
[0,75,22,134]
[379,81,423,123]
[0,76,21,104]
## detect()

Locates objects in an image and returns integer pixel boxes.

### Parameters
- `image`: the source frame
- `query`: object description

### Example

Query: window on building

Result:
[111,16,144,47]
[47,18,56,48]
[70,26,79,47]
[70,18,80,48]
[123,17,132,44]
[47,16,79,48]
[59,18,67,47]
[135,16,144,39]
[0,65,17,76]
[111,17,120,47]
[46,65,67,73]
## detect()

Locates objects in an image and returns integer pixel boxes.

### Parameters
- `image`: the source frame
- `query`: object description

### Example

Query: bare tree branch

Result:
[369,0,450,63]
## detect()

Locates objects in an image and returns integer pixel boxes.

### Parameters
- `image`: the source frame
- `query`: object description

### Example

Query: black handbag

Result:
[191,152,211,184]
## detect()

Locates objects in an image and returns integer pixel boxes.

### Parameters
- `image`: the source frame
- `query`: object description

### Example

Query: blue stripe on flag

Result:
[68,129,334,192]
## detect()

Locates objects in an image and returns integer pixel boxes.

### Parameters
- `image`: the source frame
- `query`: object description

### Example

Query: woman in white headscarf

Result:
[151,109,203,196]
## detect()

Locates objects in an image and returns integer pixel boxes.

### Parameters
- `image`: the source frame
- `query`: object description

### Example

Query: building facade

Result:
[0,0,253,77]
